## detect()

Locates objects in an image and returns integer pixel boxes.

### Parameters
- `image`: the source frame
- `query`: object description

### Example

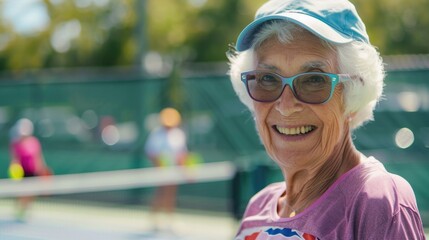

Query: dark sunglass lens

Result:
[247,72,282,101]
[294,74,332,103]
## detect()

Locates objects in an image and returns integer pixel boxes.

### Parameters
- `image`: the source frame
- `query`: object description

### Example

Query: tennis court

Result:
[0,198,237,240]
[0,163,238,239]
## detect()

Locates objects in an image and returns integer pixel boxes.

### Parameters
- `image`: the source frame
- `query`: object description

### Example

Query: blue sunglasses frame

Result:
[241,70,353,104]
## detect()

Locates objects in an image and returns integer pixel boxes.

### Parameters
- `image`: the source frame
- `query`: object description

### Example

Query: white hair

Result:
[228,21,385,130]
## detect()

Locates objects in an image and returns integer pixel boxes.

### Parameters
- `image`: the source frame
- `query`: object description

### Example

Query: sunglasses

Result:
[241,70,352,104]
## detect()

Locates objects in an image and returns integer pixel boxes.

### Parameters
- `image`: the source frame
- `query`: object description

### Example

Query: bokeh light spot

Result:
[395,128,414,149]
[102,125,119,146]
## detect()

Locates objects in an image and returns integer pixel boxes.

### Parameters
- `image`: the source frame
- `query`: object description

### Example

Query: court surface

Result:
[0,199,238,240]
[2,199,428,239]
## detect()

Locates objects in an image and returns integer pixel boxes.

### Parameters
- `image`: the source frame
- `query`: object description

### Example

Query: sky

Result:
[2,0,50,35]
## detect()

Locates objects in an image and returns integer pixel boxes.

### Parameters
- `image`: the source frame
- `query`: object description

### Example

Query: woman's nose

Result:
[275,86,303,116]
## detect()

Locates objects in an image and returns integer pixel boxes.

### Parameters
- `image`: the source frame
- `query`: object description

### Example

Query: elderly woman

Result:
[228,0,425,239]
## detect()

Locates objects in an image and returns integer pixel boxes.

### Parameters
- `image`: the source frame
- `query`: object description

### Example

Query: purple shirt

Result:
[235,157,425,240]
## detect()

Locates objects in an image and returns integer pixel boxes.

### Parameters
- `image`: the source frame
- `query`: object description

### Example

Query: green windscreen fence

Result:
[0,68,428,225]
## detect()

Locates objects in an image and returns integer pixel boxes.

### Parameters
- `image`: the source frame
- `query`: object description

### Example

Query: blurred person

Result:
[144,107,188,232]
[9,118,51,221]
[228,0,425,239]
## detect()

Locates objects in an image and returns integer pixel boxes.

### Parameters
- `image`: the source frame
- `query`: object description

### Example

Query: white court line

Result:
[0,161,236,197]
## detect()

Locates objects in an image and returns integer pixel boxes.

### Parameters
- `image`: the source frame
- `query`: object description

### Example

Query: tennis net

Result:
[0,161,236,198]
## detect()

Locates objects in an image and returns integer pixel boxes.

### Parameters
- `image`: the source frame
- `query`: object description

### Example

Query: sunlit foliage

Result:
[0,0,427,71]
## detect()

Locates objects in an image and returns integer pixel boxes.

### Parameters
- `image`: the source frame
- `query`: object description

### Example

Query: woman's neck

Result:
[278,132,362,218]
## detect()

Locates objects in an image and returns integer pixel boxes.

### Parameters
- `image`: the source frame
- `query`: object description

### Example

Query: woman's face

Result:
[253,32,348,169]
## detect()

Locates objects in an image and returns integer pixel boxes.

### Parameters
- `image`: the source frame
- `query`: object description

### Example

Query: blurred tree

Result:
[0,0,427,72]
[144,0,265,62]
[352,0,429,54]
[0,0,138,71]
[0,0,266,71]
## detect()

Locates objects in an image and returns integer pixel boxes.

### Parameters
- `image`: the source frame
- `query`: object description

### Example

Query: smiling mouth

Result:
[275,125,316,136]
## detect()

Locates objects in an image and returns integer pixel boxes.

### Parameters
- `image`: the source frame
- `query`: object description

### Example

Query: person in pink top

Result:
[9,118,49,221]
[228,0,425,239]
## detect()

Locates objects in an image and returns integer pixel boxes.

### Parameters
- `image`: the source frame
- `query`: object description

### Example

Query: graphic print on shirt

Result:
[238,226,318,240]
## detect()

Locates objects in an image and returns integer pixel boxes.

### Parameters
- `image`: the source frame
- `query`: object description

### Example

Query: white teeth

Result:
[276,126,314,136]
